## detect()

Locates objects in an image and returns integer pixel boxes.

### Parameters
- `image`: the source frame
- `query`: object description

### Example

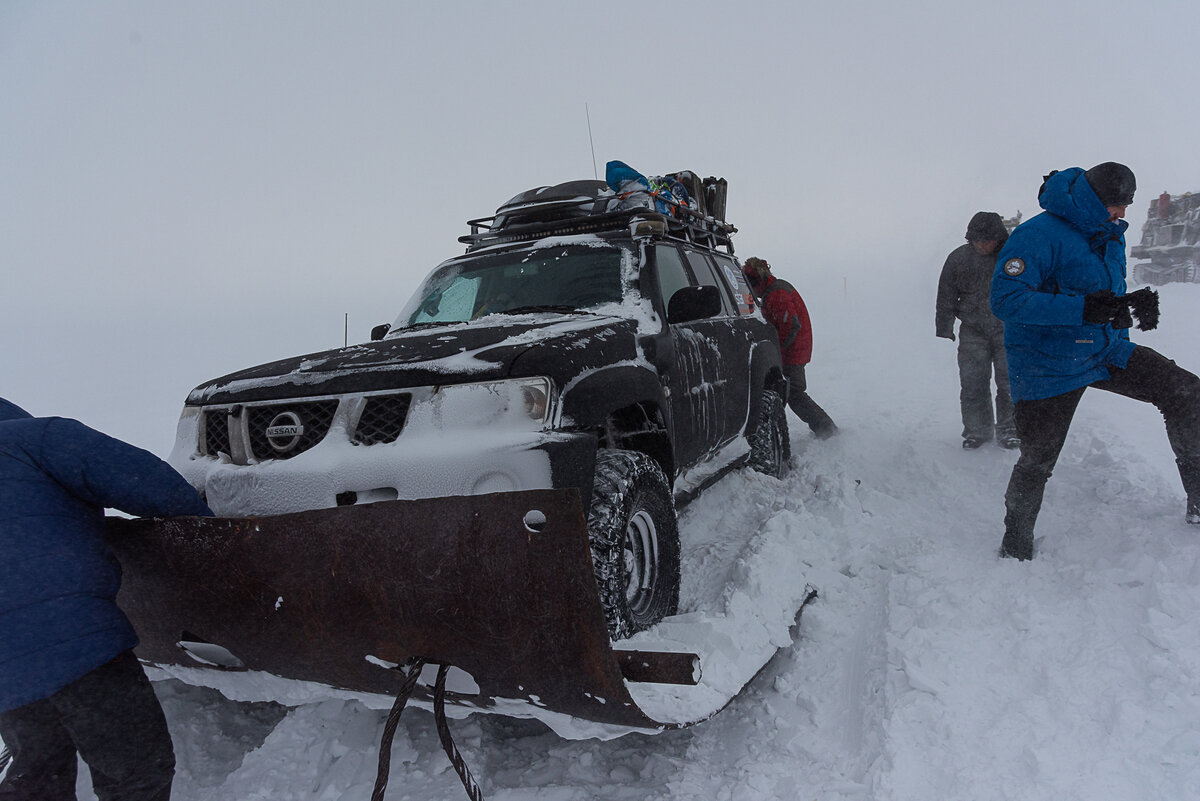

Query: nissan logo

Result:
[265,411,305,453]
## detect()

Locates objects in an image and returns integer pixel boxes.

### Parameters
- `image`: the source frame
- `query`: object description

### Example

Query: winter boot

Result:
[1177,456,1200,524]
[1000,466,1047,560]
[963,437,988,450]
[1000,528,1034,560]
[998,430,1021,450]
[814,422,838,440]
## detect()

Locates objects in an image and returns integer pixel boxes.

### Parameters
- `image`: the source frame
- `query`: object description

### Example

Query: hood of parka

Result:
[965,211,1009,247]
[1038,167,1129,246]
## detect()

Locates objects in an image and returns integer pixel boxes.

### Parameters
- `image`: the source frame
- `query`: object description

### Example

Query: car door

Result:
[680,248,755,447]
[652,244,719,470]
[710,253,760,440]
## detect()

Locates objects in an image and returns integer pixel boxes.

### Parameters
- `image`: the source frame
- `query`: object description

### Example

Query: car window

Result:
[401,245,625,326]
[654,246,693,309]
[683,250,735,317]
[409,273,482,324]
[717,257,757,315]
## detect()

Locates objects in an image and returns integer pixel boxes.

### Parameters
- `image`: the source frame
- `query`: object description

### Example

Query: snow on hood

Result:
[186,313,636,406]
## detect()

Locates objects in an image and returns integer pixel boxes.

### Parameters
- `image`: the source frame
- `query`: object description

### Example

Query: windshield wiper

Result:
[496,305,589,315]
[397,321,463,331]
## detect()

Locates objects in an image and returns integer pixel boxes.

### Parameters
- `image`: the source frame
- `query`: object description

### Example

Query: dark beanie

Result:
[1084,162,1136,206]
[965,211,1008,242]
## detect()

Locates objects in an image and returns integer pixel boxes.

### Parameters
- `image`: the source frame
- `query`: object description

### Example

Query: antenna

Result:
[585,103,598,180]
[344,313,348,347]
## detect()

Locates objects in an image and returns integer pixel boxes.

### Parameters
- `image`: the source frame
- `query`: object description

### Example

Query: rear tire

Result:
[586,450,680,640]
[747,388,790,478]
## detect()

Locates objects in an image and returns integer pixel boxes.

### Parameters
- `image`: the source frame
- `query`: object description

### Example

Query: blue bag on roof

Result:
[605,160,650,193]
[606,160,685,214]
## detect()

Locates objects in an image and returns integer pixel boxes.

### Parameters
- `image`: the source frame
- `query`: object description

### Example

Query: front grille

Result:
[203,410,232,457]
[246,400,339,461]
[353,393,411,445]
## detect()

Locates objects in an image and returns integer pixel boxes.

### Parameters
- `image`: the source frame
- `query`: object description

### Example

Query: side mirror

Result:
[370,323,391,341]
[667,285,722,324]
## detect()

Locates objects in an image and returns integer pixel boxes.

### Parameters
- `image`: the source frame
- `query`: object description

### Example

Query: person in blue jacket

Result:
[990,163,1200,560]
[0,397,212,800]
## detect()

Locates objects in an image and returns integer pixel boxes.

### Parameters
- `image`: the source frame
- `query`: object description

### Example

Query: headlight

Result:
[171,406,203,459]
[426,377,555,430]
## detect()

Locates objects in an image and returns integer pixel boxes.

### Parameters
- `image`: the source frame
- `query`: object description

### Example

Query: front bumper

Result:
[169,399,597,517]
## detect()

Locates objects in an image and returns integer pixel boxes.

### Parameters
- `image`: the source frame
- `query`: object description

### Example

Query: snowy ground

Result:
[19,274,1200,800]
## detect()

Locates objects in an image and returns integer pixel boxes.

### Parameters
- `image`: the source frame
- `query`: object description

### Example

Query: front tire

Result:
[747,388,790,478]
[586,450,680,640]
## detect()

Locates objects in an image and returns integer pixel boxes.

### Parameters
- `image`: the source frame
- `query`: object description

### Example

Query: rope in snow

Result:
[434,663,484,801]
[371,658,425,801]
[370,659,484,801]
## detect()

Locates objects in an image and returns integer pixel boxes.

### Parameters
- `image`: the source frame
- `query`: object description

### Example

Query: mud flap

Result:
[107,489,694,730]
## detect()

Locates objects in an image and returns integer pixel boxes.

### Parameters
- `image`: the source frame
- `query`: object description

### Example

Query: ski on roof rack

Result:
[459,174,737,254]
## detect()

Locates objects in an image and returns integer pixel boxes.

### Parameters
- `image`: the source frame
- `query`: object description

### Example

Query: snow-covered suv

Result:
[168,177,789,638]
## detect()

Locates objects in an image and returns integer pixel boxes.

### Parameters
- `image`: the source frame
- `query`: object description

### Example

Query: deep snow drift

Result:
[12,272,1200,801]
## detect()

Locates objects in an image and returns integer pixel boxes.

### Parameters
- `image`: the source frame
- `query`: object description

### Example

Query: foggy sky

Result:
[3,0,1197,452]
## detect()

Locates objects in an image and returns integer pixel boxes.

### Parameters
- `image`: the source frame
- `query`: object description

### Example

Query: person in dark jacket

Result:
[0,397,213,800]
[936,212,1019,450]
[990,163,1200,560]
[742,257,837,439]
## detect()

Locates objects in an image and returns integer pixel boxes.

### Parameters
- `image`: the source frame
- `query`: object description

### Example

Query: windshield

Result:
[396,244,628,328]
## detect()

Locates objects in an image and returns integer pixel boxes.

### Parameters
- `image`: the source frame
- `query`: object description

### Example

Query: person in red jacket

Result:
[743,257,837,439]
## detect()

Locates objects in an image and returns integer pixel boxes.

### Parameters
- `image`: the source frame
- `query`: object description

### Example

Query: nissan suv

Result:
[168,175,790,639]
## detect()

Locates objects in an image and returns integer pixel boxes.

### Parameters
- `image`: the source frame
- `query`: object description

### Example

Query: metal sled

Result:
[107,489,699,731]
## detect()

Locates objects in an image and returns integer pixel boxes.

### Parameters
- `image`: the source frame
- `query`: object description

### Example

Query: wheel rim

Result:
[623,509,660,618]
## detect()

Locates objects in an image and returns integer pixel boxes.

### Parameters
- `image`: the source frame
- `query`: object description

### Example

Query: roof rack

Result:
[459,178,738,254]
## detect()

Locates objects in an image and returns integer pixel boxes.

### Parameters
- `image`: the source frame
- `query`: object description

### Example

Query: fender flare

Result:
[559,364,667,431]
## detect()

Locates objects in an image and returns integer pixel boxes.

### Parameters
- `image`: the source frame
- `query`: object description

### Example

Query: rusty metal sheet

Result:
[107,489,688,729]
[614,649,700,686]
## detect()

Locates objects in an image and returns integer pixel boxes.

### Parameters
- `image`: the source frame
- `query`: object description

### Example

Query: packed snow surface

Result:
[10,275,1200,800]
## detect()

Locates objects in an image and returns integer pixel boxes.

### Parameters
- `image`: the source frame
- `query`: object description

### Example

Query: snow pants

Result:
[784,364,837,438]
[1001,346,1200,559]
[0,651,175,801]
[958,326,1014,443]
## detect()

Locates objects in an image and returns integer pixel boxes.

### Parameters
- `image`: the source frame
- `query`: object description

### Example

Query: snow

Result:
[670,436,751,498]
[174,376,575,515]
[188,314,636,403]
[10,274,1200,800]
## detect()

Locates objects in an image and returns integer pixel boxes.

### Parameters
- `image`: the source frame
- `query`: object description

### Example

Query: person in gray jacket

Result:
[936,211,1019,449]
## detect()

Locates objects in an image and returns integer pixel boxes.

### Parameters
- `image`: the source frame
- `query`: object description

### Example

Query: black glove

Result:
[1126,287,1160,331]
[937,330,956,342]
[1113,302,1134,330]
[1083,290,1122,324]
